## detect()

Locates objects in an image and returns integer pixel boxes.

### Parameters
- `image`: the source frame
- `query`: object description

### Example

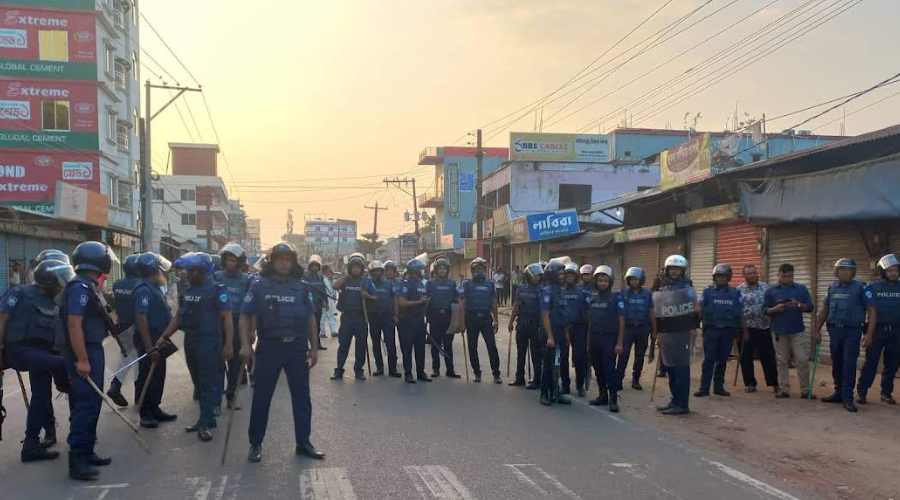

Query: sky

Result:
[139,0,900,246]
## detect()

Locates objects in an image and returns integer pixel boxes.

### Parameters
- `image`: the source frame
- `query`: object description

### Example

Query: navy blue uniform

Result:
[112,276,138,331]
[618,287,653,386]
[512,282,544,384]
[561,284,589,392]
[540,283,568,398]
[426,278,458,375]
[397,277,428,377]
[1,285,67,443]
[367,277,397,374]
[215,270,252,400]
[859,279,900,398]
[133,280,173,418]
[700,285,742,393]
[656,278,696,411]
[180,280,230,429]
[461,278,500,377]
[336,277,375,375]
[588,288,622,392]
[824,280,873,402]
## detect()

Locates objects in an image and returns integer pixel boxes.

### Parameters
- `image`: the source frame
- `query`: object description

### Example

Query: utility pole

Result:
[205,200,213,252]
[474,129,484,253]
[383,177,421,251]
[141,81,202,251]
[363,201,387,240]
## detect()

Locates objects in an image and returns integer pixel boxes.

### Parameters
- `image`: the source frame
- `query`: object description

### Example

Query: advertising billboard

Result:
[0,79,98,149]
[0,6,97,80]
[0,149,100,215]
[510,132,609,162]
[55,180,107,226]
[659,133,712,189]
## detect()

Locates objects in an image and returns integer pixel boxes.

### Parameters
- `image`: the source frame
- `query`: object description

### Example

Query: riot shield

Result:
[653,287,698,367]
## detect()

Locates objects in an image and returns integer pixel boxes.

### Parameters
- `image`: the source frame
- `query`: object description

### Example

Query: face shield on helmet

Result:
[712,264,733,284]
[406,257,426,277]
[33,259,75,290]
[579,264,594,276]
[34,249,70,268]
[524,262,544,284]
[593,265,613,290]
[470,257,487,279]
[431,258,450,275]
[878,254,899,279]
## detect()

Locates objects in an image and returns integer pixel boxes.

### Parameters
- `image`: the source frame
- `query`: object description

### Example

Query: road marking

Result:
[704,459,800,500]
[403,465,475,500]
[299,467,358,500]
[505,464,581,500]
[608,463,682,499]
[82,483,129,500]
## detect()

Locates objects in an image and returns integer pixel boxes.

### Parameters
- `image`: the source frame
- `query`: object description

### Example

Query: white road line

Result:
[186,477,212,500]
[704,459,800,500]
[505,464,581,500]
[504,464,549,496]
[82,483,129,500]
[299,467,358,500]
[403,465,475,500]
[608,463,683,499]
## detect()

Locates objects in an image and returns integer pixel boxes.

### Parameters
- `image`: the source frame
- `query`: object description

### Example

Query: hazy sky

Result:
[140,0,900,246]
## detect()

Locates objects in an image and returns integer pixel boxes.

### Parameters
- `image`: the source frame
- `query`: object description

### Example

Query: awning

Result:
[740,155,900,223]
[548,229,619,253]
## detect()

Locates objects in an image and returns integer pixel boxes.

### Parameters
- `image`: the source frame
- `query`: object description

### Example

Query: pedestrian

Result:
[736,264,778,393]
[320,265,338,339]
[461,257,502,384]
[157,252,233,442]
[508,263,545,389]
[539,257,571,406]
[396,257,430,383]
[560,262,588,396]
[696,264,744,398]
[617,267,656,391]
[0,258,72,463]
[764,263,815,400]
[587,266,624,412]
[61,241,116,480]
[858,254,900,405]
[493,267,506,306]
[107,253,140,407]
[304,255,328,351]
[815,258,875,413]
[426,258,460,378]
[215,243,252,410]
[579,264,594,287]
[654,255,698,416]
[331,253,375,381]
[510,265,521,304]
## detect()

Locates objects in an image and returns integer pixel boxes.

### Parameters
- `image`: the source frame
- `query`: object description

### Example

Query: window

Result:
[181,213,196,226]
[114,59,129,89]
[113,2,125,29]
[558,184,592,211]
[498,184,510,207]
[117,179,132,210]
[180,189,195,201]
[152,188,164,200]
[106,111,117,141]
[460,221,474,239]
[42,101,70,131]
[105,45,115,76]
[107,175,117,207]
[116,120,130,151]
[38,30,68,62]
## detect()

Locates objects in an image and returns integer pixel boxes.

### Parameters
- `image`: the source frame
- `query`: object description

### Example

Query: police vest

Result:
[302,273,327,312]
[427,278,456,313]
[702,286,742,329]
[545,284,567,327]
[368,278,395,315]
[254,277,312,340]
[870,279,900,325]
[133,281,172,338]
[398,278,427,319]
[463,279,495,314]
[180,281,227,337]
[3,284,59,347]
[826,280,868,326]
[62,276,108,345]
[561,285,587,325]
[621,288,652,327]
[112,277,138,328]
[516,283,542,320]
[214,270,251,316]
[589,290,620,335]
[337,277,365,314]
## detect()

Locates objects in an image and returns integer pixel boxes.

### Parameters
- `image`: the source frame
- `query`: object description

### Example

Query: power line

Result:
[810,89,900,132]
[140,12,201,87]
[766,78,900,123]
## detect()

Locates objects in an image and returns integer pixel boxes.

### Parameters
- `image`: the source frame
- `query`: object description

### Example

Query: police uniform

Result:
[512,282,544,386]
[540,281,568,401]
[242,274,315,448]
[656,277,697,412]
[215,269,252,401]
[699,285,742,395]
[618,287,653,387]
[133,279,173,419]
[858,277,900,401]
[180,279,230,430]
[335,277,375,378]
[588,287,621,399]
[110,273,138,388]
[303,271,327,347]
[561,283,589,393]
[398,276,429,379]
[367,275,398,375]
[462,277,500,379]
[426,277,459,376]
[824,279,872,403]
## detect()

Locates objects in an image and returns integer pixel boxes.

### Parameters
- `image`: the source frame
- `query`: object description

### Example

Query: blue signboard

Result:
[458,173,474,192]
[526,210,580,241]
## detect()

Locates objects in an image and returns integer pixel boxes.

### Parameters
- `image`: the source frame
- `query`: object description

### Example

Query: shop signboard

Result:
[0,6,97,80]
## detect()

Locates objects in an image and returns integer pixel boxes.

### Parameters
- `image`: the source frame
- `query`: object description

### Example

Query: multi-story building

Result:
[304,217,356,258]
[245,217,261,257]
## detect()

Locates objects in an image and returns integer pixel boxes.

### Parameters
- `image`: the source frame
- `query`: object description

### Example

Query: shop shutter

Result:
[624,240,658,287]
[689,226,716,291]
[766,225,816,333]
[717,222,763,281]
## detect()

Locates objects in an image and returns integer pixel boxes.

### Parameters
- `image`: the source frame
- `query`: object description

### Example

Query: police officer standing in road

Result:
[560,263,589,396]
[858,254,900,405]
[617,267,655,391]
[304,255,329,351]
[215,243,252,409]
[426,257,460,378]
[539,257,572,406]
[106,253,140,407]
[240,243,323,463]
[579,265,594,287]
[815,258,875,412]
[133,253,176,429]
[654,255,699,416]
[62,241,117,480]
[366,260,400,377]
[696,264,744,398]
[396,258,430,383]
[508,263,545,389]
[461,257,502,384]
[0,258,72,463]
[587,266,624,412]
[157,252,233,441]
[332,253,375,381]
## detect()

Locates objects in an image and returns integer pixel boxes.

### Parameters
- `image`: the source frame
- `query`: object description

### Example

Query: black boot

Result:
[68,452,98,481]
[40,423,57,448]
[509,379,526,387]
[87,453,112,466]
[354,370,366,381]
[106,379,128,407]
[526,380,540,390]
[609,391,620,413]
[822,392,842,403]
[330,368,344,380]
[589,389,609,406]
[713,387,731,397]
[404,373,416,384]
[540,388,552,406]
[21,438,59,462]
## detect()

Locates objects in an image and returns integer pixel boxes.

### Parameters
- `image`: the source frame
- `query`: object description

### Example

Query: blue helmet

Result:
[33,259,74,289]
[834,258,857,277]
[624,266,645,286]
[34,248,70,268]
[136,252,172,277]
[72,241,115,274]
[406,258,426,274]
[175,252,214,274]
[524,262,544,283]
[123,253,141,278]
[543,256,570,280]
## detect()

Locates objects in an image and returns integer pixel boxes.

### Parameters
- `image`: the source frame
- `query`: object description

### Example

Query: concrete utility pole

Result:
[364,201,387,240]
[474,129,484,245]
[383,177,421,251]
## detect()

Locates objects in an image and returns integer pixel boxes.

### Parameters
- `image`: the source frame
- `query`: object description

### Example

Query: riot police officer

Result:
[133,253,175,428]
[427,258,460,378]
[579,264,594,287]
[215,243,252,409]
[539,257,572,406]
[304,255,328,351]
[654,255,699,416]
[561,262,588,396]
[240,243,323,463]
[62,241,117,480]
[858,254,900,405]
[461,257,501,384]
[366,260,399,377]
[157,252,233,440]
[332,253,375,381]
[696,264,744,398]
[815,258,875,412]
[396,258,430,383]
[0,258,72,462]
[508,263,545,389]
[106,253,141,407]
[617,267,656,391]
[587,266,624,411]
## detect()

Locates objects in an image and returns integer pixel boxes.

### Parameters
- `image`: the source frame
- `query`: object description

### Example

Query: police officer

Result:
[858,254,900,405]
[560,262,588,396]
[240,243,323,463]
[133,253,176,428]
[396,258,430,383]
[304,255,328,351]
[461,257,502,384]
[106,254,140,407]
[579,264,594,287]
[508,263,545,389]
[0,258,72,462]
[366,260,399,377]
[427,258,460,378]
[62,241,116,480]
[655,255,699,416]
[539,257,571,406]
[586,266,624,412]
[696,264,744,398]
[618,267,656,391]
[815,258,875,412]
[215,243,252,409]
[157,252,233,440]
[332,253,375,381]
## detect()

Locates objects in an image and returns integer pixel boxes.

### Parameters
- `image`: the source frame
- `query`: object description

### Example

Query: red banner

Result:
[0,149,100,204]
[0,7,96,64]
[0,79,97,133]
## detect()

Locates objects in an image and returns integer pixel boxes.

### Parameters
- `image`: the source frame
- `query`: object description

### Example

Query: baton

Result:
[808,338,821,400]
[429,335,452,363]
[525,341,531,382]
[506,318,513,377]
[732,335,742,388]
[461,324,470,383]
[15,370,29,409]
[221,363,246,466]
[109,339,178,381]
[650,337,661,402]
[361,299,372,377]
[84,376,150,454]
[135,360,157,411]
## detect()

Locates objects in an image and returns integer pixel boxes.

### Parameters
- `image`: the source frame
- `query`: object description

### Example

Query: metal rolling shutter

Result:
[767,225,816,333]
[717,222,762,281]
[689,226,716,291]
[624,240,658,286]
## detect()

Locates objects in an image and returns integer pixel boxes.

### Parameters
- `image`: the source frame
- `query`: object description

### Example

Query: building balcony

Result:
[418,192,444,208]
[418,147,441,165]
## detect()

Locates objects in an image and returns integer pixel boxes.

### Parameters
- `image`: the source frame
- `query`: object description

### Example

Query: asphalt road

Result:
[0,323,808,500]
